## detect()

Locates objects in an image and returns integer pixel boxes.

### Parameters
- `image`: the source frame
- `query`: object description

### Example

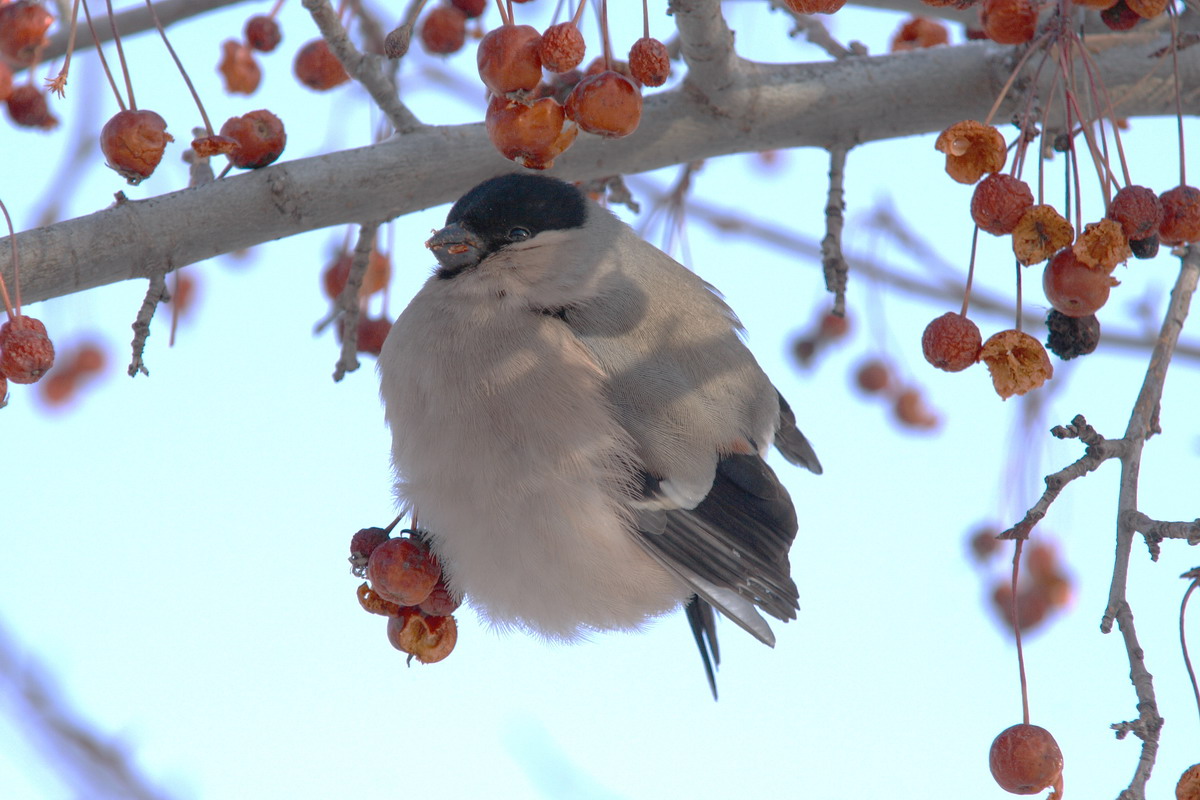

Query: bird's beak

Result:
[426,223,486,273]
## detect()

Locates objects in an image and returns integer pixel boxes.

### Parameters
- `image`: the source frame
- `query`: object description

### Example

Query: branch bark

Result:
[3,33,1198,307]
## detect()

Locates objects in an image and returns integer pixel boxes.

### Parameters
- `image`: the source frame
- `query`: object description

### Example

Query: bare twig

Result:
[128,272,169,377]
[300,0,423,134]
[821,146,850,316]
[332,222,381,382]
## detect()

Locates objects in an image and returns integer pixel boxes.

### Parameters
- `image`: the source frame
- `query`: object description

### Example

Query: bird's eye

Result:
[508,227,531,242]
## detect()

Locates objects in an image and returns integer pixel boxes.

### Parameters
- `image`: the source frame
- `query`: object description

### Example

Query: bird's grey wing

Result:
[775,391,823,474]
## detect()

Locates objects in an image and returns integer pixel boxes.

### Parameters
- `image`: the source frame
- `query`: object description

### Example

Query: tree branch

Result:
[3,35,1198,307]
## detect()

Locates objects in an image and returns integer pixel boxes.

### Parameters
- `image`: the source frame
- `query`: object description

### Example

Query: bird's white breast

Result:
[379,279,686,639]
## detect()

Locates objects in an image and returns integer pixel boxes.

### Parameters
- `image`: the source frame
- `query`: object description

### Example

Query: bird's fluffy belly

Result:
[382,305,687,638]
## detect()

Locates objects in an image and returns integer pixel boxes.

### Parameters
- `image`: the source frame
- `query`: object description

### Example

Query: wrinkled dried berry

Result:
[1045,309,1100,360]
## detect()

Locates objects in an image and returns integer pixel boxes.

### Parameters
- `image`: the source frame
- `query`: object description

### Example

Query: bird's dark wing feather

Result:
[775,391,823,475]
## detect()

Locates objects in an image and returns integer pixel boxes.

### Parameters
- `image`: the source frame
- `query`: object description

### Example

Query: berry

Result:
[1126,0,1168,18]
[244,15,282,52]
[921,312,982,372]
[979,329,1053,399]
[1043,247,1116,317]
[1012,204,1074,266]
[219,109,287,169]
[1129,235,1159,259]
[355,316,393,356]
[991,582,1051,632]
[980,0,1038,44]
[100,109,174,185]
[968,525,1001,562]
[894,387,939,430]
[420,5,468,55]
[855,359,891,394]
[451,0,487,18]
[1100,0,1141,29]
[629,37,670,87]
[386,607,458,663]
[891,16,949,51]
[367,536,442,606]
[477,24,543,96]
[1045,309,1100,360]
[1158,185,1200,245]
[1072,218,1130,272]
[1107,184,1162,240]
[1178,764,1200,800]
[418,579,462,616]
[485,95,578,169]
[782,0,848,13]
[294,39,350,91]
[357,582,403,616]
[935,120,1006,184]
[0,317,55,384]
[6,84,58,129]
[219,39,262,95]
[971,173,1034,235]
[191,134,238,159]
[818,310,850,340]
[0,0,53,67]
[564,70,642,138]
[0,62,13,102]
[350,526,390,563]
[988,724,1064,797]
[539,22,585,73]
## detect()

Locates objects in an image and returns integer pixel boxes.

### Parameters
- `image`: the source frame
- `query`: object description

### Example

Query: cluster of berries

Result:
[350,527,460,664]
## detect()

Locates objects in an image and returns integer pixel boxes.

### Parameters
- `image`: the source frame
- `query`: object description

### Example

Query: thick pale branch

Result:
[3,36,1198,306]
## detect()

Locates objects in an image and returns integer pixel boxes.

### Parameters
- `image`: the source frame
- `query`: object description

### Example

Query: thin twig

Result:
[332,222,381,382]
[128,273,169,377]
[820,145,849,316]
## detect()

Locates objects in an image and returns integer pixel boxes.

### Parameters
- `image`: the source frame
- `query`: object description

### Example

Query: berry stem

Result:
[104,0,138,110]
[599,0,611,71]
[492,0,509,25]
[641,0,649,39]
[960,226,978,318]
[81,0,126,111]
[1011,538,1031,726]
[45,0,83,97]
[1014,255,1022,333]
[1167,7,1187,185]
[268,0,287,18]
[1181,577,1200,726]
[143,0,216,135]
[570,0,587,27]
[982,32,1049,130]
[506,0,514,25]
[0,198,19,320]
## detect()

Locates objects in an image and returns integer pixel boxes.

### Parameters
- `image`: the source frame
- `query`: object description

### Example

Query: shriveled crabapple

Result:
[218,39,262,95]
[354,315,393,357]
[244,15,282,53]
[219,109,286,169]
[1101,0,1141,29]
[418,579,462,616]
[386,607,458,663]
[629,37,670,87]
[1043,247,1117,317]
[921,312,982,372]
[980,0,1038,45]
[989,724,1064,798]
[1129,235,1159,259]
[565,70,642,138]
[1045,309,1100,360]
[782,0,848,13]
[1011,204,1074,266]
[486,94,578,169]
[100,109,174,185]
[451,0,487,18]
[1158,185,1200,245]
[420,5,468,55]
[367,536,441,606]
[1125,0,1168,18]
[893,386,939,430]
[356,581,403,616]
[890,16,950,51]
[971,173,1034,235]
[6,84,58,129]
[0,0,53,67]
[539,21,586,73]
[1072,218,1130,272]
[1107,184,1162,240]
[349,526,391,576]
[0,316,55,384]
[979,329,1053,399]
[294,39,349,91]
[477,24,543,96]
[935,120,1006,184]
[1178,764,1200,800]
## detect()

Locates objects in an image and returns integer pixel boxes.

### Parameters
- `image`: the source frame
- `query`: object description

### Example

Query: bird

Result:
[378,173,821,698]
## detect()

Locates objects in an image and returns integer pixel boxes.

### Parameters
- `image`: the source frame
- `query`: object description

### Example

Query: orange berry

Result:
[420,5,468,55]
[979,329,1053,399]
[894,386,939,429]
[418,579,462,616]
[890,16,949,51]
[968,525,1002,562]
[921,312,982,372]
[485,94,578,169]
[6,84,58,129]
[971,173,1034,235]
[356,581,404,617]
[935,120,1006,184]
[629,37,670,87]
[244,15,282,52]
[367,537,441,606]
[989,724,1064,798]
[219,109,287,169]
[294,39,350,91]
[0,62,12,102]
[0,0,53,67]
[980,0,1038,44]
[855,359,891,394]
[783,0,848,12]
[1107,184,1162,240]
[477,24,543,95]
[0,317,55,384]
[564,70,642,138]
[1158,185,1200,245]
[355,315,393,356]
[218,39,262,95]
[100,109,174,185]
[386,607,458,663]
[1043,247,1117,317]
[540,22,586,73]
[1177,763,1200,800]
[1125,0,1168,17]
